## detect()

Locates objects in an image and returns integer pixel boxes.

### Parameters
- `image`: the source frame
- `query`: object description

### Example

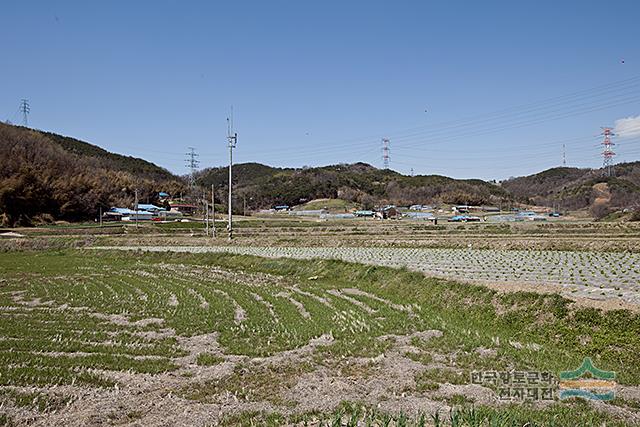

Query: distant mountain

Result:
[0,123,185,226]
[196,162,512,210]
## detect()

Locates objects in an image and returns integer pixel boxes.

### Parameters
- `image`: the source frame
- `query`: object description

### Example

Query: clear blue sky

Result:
[2,0,640,180]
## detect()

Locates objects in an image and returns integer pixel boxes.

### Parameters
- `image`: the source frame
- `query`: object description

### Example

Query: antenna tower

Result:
[19,99,30,126]
[600,127,616,177]
[382,138,390,169]
[185,147,200,190]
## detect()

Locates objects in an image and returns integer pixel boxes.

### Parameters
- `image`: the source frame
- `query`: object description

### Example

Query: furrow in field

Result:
[275,291,311,319]
[326,289,376,314]
[211,289,246,324]
[250,292,279,322]
[92,246,640,305]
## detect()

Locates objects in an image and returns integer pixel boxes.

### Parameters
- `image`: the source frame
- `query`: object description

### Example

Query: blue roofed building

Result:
[137,204,164,213]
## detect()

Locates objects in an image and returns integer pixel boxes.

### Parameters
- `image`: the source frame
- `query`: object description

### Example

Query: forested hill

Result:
[2,121,638,226]
[197,161,640,216]
[501,163,640,216]
[0,123,185,226]
[196,162,511,209]
[41,129,177,182]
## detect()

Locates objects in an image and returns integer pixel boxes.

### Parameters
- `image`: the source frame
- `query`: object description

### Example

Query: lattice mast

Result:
[19,99,30,126]
[185,147,200,191]
[382,138,390,169]
[600,127,616,177]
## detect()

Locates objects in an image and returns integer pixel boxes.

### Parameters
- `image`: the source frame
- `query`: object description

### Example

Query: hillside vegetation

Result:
[502,164,640,217]
[196,162,512,209]
[0,123,185,226]
[197,161,640,217]
[2,121,639,225]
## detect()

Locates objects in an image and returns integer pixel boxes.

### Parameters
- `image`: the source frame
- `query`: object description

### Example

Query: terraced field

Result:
[97,246,640,307]
[1,250,640,426]
[11,219,640,253]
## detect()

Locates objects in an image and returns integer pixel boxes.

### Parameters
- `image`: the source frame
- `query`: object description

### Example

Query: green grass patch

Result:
[196,352,225,366]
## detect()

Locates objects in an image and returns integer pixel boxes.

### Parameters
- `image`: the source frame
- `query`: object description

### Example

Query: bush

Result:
[33,213,55,225]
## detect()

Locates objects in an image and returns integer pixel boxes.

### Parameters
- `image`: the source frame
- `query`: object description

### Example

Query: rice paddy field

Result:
[1,219,640,426]
[100,245,640,307]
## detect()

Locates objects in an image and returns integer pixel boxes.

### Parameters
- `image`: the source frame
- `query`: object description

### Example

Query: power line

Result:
[124,77,640,167]
[61,74,640,178]
[390,79,640,144]
[392,93,640,150]
[240,89,640,164]
[241,74,640,158]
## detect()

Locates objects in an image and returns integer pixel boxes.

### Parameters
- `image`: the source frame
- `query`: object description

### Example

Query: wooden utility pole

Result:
[211,184,216,238]
[204,191,209,236]
[134,189,139,229]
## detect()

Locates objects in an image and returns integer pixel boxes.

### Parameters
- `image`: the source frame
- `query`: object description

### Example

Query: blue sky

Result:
[2,0,640,180]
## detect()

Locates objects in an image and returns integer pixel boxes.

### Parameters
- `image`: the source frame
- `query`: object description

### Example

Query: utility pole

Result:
[600,127,616,177]
[19,99,30,126]
[204,191,209,236]
[227,115,238,241]
[185,147,200,192]
[134,189,139,229]
[211,183,216,238]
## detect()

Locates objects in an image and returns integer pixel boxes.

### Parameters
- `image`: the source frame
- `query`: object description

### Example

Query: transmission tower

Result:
[19,99,30,126]
[562,143,566,167]
[600,127,616,177]
[381,138,390,169]
[185,147,200,190]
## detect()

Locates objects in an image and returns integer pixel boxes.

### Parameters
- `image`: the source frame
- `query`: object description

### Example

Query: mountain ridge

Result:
[2,122,639,224]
